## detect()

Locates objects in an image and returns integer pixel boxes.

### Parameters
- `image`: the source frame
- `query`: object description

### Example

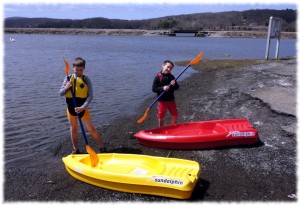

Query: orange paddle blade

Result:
[86,145,99,167]
[137,108,150,124]
[63,58,70,76]
[189,51,203,65]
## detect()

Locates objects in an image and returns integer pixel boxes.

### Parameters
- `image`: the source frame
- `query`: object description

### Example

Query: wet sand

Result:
[4,58,297,202]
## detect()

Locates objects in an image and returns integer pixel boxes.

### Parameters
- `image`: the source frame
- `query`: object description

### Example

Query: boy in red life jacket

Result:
[59,57,106,154]
[152,60,179,127]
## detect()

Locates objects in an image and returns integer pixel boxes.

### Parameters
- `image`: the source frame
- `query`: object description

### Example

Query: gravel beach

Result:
[4,58,297,202]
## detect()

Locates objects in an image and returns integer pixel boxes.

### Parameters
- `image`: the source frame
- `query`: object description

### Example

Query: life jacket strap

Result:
[157,72,163,83]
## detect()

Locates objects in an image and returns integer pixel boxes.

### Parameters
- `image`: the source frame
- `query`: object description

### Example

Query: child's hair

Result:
[163,60,174,68]
[73,57,86,67]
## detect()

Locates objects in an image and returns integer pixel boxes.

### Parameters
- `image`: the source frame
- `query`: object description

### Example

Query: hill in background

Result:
[4,9,296,32]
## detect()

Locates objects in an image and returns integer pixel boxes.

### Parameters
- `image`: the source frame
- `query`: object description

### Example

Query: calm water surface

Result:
[4,34,296,168]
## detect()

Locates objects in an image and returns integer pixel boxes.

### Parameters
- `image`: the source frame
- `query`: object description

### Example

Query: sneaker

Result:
[71,149,81,154]
[99,147,107,153]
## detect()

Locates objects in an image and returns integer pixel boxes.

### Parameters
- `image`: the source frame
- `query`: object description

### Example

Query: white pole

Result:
[265,17,273,60]
[275,20,282,59]
[275,37,280,59]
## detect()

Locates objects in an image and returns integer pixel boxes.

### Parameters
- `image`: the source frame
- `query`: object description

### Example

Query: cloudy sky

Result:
[3,0,298,20]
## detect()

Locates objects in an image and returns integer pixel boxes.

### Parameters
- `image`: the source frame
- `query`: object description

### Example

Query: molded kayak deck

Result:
[134,118,259,149]
[62,153,200,199]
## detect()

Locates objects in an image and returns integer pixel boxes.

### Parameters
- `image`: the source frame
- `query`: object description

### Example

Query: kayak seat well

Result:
[212,123,228,133]
[76,154,166,174]
[161,122,227,136]
[129,159,166,175]
[197,123,226,134]
[101,156,165,175]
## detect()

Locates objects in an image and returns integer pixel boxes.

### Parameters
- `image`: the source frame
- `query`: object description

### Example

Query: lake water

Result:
[3,34,296,168]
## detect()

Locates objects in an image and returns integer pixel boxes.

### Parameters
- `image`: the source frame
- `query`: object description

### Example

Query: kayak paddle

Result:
[137,51,203,124]
[63,58,99,167]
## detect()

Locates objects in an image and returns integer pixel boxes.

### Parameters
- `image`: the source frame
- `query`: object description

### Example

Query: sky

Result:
[2,0,298,20]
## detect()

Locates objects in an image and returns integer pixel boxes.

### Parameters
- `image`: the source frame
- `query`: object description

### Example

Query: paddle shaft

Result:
[148,64,192,109]
[67,76,89,145]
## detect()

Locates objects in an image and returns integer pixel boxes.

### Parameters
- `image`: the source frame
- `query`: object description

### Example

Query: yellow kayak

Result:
[62,153,200,199]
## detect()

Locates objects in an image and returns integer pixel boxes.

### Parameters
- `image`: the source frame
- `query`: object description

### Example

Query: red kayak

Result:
[134,119,259,149]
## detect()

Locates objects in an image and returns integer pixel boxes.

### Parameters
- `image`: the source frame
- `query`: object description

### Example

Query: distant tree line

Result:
[4,9,296,32]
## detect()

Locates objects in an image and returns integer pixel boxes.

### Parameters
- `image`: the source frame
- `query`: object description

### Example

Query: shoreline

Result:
[4,58,296,201]
[4,28,297,39]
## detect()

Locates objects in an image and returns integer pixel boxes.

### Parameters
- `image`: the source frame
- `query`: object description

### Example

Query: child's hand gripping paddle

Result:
[137,52,203,124]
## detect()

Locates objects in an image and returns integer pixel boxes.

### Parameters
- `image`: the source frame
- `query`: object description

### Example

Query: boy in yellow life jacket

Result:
[60,57,106,154]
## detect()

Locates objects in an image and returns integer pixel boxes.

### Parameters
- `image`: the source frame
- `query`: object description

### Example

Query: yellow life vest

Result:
[65,74,88,98]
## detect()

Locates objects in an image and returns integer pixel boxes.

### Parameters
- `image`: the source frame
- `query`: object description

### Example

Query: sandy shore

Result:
[4,28,296,39]
[4,58,296,202]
